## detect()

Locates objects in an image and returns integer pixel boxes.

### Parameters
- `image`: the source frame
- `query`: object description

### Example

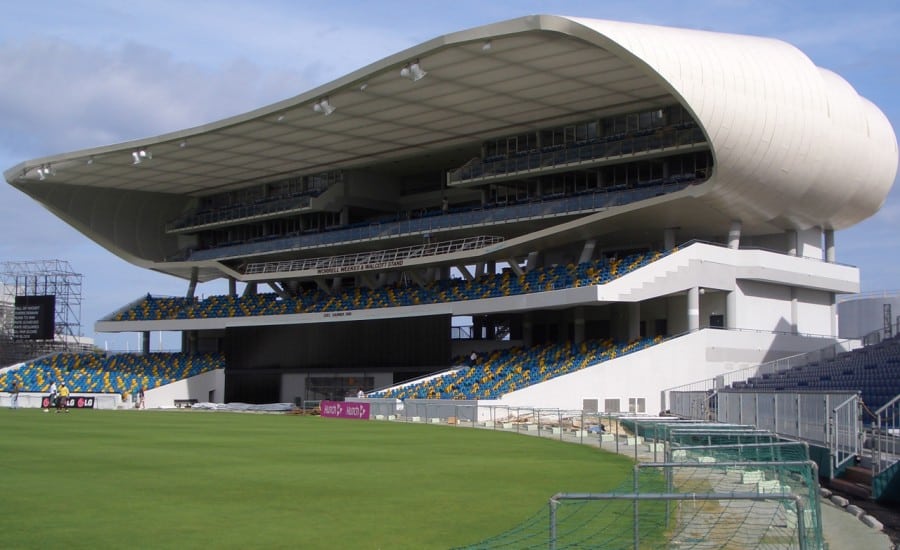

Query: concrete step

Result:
[828,477,871,500]
[842,465,872,485]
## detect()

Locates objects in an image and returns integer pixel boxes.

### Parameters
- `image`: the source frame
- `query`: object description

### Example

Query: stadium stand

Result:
[1,352,224,395]
[108,250,670,322]
[727,336,900,412]
[3,15,897,418]
[374,337,663,400]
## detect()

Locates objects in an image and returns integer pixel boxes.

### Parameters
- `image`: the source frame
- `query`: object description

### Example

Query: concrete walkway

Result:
[478,421,896,548]
[819,498,893,549]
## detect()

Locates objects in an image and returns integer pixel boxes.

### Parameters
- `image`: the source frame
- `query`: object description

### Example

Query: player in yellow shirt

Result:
[57,382,70,413]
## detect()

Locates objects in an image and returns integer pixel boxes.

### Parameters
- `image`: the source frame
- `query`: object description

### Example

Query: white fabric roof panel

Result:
[570,16,897,230]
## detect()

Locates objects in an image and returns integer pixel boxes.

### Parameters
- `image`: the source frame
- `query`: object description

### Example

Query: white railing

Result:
[243,235,504,276]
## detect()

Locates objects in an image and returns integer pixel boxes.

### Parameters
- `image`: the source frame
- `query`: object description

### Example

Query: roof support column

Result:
[456,264,474,282]
[186,266,199,299]
[526,251,541,272]
[628,302,641,341]
[825,229,835,263]
[228,277,237,297]
[314,277,331,294]
[726,289,737,330]
[664,228,678,251]
[406,270,427,288]
[268,281,289,300]
[790,287,799,334]
[578,240,597,264]
[486,260,496,276]
[728,221,742,249]
[522,312,533,347]
[359,272,376,290]
[574,306,585,345]
[787,230,798,256]
[506,259,523,277]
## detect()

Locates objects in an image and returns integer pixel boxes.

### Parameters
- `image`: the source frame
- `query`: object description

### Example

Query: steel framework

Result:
[0,259,85,366]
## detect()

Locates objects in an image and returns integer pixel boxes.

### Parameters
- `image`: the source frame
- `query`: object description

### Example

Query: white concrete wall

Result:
[735,281,794,333]
[497,329,839,414]
[143,369,225,408]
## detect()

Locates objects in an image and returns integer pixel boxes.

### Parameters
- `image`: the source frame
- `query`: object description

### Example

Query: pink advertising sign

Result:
[320,400,370,420]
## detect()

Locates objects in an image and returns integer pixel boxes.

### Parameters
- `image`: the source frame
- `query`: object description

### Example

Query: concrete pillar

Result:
[142,331,151,355]
[578,240,597,264]
[688,287,700,332]
[228,277,237,297]
[526,251,540,272]
[830,295,837,337]
[522,313,533,347]
[314,278,331,293]
[628,302,641,341]
[728,221,742,249]
[791,288,799,334]
[825,229,835,263]
[726,290,737,330]
[456,264,474,282]
[787,230,798,256]
[359,273,376,290]
[574,307,585,345]
[506,259,523,277]
[664,228,677,251]
[186,267,199,299]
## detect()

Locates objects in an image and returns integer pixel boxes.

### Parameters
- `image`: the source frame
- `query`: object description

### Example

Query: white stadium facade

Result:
[4,15,898,411]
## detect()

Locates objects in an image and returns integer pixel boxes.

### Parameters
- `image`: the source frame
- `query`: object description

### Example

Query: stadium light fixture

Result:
[36,164,53,180]
[400,61,426,82]
[132,149,152,165]
[313,98,335,116]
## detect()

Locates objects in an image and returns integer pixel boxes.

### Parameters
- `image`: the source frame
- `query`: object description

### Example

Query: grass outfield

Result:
[0,408,636,549]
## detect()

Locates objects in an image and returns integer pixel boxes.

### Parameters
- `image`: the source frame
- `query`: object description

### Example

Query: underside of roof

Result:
[4,15,897,284]
[5,16,674,196]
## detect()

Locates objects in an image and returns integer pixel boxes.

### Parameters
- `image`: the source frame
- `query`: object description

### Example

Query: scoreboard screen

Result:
[13,295,56,340]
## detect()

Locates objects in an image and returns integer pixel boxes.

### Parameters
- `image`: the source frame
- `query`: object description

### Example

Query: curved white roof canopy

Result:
[4,15,897,279]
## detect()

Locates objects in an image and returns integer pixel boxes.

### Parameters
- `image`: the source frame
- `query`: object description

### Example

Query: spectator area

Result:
[1,352,225,395]
[110,249,671,322]
[727,336,900,411]
[373,336,664,400]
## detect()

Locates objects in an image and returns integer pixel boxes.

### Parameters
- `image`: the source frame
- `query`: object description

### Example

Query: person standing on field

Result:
[57,382,70,413]
[46,380,58,412]
[10,381,18,409]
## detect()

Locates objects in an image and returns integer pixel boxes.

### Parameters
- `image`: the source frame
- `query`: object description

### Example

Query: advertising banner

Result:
[41,395,96,409]
[320,400,370,420]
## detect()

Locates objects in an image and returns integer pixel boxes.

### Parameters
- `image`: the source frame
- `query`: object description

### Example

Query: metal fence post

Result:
[633,464,640,550]
[549,498,558,550]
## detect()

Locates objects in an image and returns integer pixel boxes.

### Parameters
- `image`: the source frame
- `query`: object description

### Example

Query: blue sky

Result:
[1,1,898,350]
